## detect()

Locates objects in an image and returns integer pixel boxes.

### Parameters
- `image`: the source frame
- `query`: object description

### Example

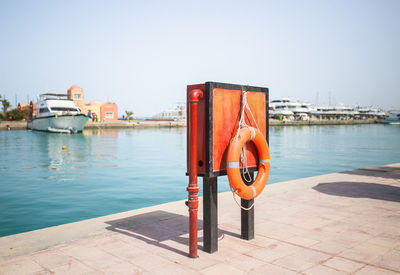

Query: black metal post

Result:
[241,171,254,240]
[203,176,218,253]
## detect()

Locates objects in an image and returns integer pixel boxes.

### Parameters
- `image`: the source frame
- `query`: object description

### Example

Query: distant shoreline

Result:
[0,118,381,131]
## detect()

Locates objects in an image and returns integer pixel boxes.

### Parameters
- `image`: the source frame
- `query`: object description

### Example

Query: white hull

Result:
[29,114,88,133]
[382,121,400,125]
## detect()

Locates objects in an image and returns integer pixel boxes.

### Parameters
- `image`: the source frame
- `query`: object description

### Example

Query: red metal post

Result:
[187,89,203,258]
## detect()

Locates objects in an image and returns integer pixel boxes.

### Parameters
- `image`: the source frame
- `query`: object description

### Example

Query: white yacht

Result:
[29,94,88,133]
[357,107,387,119]
[270,98,311,120]
[152,102,186,120]
[311,105,358,119]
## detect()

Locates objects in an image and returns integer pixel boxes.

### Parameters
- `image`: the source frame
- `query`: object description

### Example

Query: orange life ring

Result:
[227,127,270,200]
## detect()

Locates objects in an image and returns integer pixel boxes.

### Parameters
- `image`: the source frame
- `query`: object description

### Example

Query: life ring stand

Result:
[227,127,270,200]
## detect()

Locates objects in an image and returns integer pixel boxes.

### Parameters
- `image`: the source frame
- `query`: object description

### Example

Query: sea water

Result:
[0,124,399,237]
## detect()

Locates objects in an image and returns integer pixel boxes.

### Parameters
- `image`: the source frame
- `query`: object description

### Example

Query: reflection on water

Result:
[41,133,91,181]
[0,125,399,237]
[40,130,122,182]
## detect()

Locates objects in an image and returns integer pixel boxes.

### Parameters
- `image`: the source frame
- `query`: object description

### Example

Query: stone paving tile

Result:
[82,271,106,275]
[272,248,332,272]
[30,270,53,275]
[127,253,173,272]
[256,224,297,240]
[0,257,45,275]
[30,250,74,270]
[159,235,195,253]
[224,254,266,272]
[304,264,347,275]
[73,233,113,248]
[218,235,262,254]
[203,246,240,263]
[316,220,354,235]
[166,252,222,271]
[248,262,300,275]
[285,236,320,247]
[143,262,198,275]
[365,236,400,249]
[323,257,365,273]
[311,238,357,255]
[111,230,164,250]
[245,241,304,263]
[355,265,400,275]
[88,234,129,249]
[48,259,96,274]
[371,248,400,272]
[247,235,277,248]
[293,217,335,230]
[101,242,149,264]
[124,222,179,242]
[95,261,143,275]
[60,245,125,270]
[339,242,392,263]
[338,228,375,243]
[200,263,244,275]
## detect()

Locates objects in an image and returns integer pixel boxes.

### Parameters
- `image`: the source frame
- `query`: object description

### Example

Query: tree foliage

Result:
[125,110,133,121]
[2,98,10,115]
[6,108,30,120]
[1,96,11,118]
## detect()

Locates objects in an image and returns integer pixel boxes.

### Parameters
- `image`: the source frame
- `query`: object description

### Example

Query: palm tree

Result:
[1,96,10,117]
[125,110,133,121]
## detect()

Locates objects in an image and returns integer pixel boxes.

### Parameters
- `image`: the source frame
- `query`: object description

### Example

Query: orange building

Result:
[100,102,118,121]
[85,100,102,118]
[66,85,118,121]
[67,85,85,112]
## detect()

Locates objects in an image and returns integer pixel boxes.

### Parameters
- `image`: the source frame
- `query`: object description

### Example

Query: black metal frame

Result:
[199,82,269,253]
[201,81,269,177]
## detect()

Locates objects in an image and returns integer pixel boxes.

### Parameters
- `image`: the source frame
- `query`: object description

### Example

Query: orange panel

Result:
[187,82,268,177]
[212,89,266,172]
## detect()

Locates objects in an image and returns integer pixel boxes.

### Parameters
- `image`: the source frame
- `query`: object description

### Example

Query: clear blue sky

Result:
[0,0,399,116]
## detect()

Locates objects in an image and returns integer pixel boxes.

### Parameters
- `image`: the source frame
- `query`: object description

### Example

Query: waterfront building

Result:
[100,102,118,121]
[67,85,85,113]
[85,100,102,119]
[17,103,30,110]
[66,85,119,122]
[16,102,37,118]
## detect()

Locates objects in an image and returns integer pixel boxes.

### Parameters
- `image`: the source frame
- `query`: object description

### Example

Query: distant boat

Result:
[28,94,88,133]
[152,102,186,121]
[270,98,310,120]
[382,110,400,124]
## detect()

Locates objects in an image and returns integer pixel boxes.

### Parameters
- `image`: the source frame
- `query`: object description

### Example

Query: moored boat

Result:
[28,94,88,133]
[381,110,400,124]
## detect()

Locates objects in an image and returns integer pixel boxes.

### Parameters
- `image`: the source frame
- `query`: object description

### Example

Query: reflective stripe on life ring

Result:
[227,127,270,200]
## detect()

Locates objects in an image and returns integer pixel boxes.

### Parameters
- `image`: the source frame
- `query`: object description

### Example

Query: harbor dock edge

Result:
[0,163,399,274]
[0,118,382,131]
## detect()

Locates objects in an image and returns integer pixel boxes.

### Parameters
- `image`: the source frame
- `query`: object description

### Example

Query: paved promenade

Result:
[0,163,399,274]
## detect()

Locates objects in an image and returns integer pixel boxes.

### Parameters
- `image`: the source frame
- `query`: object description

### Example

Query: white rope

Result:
[230,187,255,210]
[235,89,261,183]
[229,88,260,211]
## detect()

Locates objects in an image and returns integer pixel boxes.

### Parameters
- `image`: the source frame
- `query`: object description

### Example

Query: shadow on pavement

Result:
[105,210,238,257]
[339,166,400,180]
[313,181,400,203]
